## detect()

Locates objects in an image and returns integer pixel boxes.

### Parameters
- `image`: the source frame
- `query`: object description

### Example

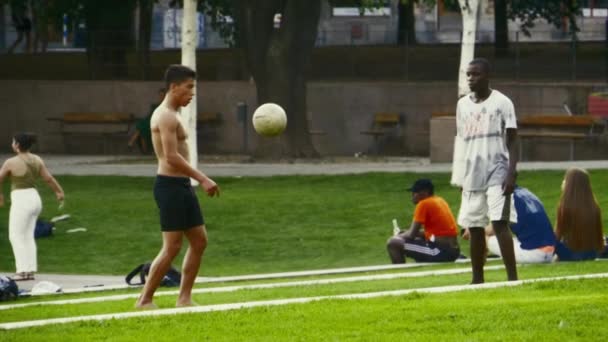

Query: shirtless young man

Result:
[135,65,219,309]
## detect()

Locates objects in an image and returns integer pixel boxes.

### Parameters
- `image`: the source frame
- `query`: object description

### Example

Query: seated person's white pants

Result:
[487,236,553,264]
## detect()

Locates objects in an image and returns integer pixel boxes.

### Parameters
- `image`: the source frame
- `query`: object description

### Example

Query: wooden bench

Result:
[360,112,402,154]
[47,112,135,153]
[307,118,326,136]
[196,112,222,151]
[517,115,607,160]
[197,112,221,125]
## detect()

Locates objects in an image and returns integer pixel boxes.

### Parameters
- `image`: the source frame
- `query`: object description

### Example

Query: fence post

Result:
[605,19,608,82]
[0,5,5,50]
[515,31,520,82]
[237,102,248,153]
[403,30,409,81]
[570,33,576,81]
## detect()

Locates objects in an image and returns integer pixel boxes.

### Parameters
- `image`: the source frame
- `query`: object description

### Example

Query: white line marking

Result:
[0,265,502,311]
[2,272,606,330]
[22,258,608,296]
[32,261,473,296]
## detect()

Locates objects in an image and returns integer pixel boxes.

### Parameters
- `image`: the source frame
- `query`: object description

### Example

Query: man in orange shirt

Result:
[386,179,460,263]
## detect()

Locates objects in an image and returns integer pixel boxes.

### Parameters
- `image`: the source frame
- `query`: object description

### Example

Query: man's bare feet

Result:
[135,301,158,310]
[176,300,198,308]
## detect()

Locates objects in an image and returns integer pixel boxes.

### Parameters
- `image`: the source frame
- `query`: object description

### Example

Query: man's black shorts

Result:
[154,175,204,231]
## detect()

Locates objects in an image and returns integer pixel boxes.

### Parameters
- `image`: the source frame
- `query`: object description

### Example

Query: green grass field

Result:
[0,261,606,340]
[1,170,607,276]
[1,170,607,340]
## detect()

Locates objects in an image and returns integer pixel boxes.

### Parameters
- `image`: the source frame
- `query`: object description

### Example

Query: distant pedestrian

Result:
[7,1,32,54]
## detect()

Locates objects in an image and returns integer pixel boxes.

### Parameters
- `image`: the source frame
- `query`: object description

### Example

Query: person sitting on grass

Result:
[462,185,556,264]
[128,88,166,154]
[386,179,460,264]
[554,167,605,261]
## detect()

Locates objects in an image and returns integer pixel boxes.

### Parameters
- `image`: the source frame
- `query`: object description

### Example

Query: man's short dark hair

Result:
[13,132,37,151]
[469,58,491,74]
[407,179,434,195]
[164,65,196,89]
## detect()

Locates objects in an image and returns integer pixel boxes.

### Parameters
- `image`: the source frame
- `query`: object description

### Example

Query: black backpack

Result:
[0,276,19,301]
[125,263,181,287]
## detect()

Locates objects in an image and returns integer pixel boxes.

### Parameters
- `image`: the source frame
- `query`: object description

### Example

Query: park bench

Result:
[360,112,402,154]
[47,112,135,153]
[196,112,222,151]
[517,115,607,161]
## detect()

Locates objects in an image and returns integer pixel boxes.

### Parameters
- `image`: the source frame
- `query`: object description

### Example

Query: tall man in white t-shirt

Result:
[454,58,518,284]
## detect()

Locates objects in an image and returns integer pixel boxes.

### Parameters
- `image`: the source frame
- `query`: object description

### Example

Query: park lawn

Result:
[0,170,607,276]
[1,277,606,341]
[1,260,606,324]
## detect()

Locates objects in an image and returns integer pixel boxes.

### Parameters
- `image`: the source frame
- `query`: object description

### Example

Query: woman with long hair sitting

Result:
[555,167,605,261]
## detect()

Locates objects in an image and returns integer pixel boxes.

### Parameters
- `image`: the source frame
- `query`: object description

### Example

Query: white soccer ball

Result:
[252,103,287,137]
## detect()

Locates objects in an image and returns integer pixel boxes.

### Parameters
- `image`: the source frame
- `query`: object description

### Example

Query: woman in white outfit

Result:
[0,133,64,281]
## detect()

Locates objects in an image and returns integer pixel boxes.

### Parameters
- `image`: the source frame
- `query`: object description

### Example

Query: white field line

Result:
[2,272,607,330]
[36,260,473,296]
[0,265,502,311]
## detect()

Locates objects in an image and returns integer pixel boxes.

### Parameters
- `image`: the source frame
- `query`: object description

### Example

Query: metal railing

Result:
[0,29,606,82]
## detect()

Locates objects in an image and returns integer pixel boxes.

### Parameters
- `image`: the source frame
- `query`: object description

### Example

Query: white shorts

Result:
[457,185,517,228]
[487,237,553,264]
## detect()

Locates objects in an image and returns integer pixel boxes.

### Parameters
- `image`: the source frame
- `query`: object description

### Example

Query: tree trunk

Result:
[182,0,198,175]
[494,0,508,57]
[457,0,479,98]
[0,4,5,50]
[84,0,136,79]
[234,0,321,158]
[138,0,154,79]
[397,0,416,45]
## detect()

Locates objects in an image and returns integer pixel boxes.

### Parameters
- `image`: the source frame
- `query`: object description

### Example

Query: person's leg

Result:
[386,236,406,263]
[469,227,486,284]
[22,192,42,277]
[128,130,141,148]
[176,225,208,307]
[24,29,31,53]
[486,235,501,257]
[492,220,518,280]
[136,231,183,308]
[487,186,518,281]
[515,247,552,264]
[140,137,148,154]
[457,190,489,284]
[7,31,24,53]
[404,238,460,263]
[8,192,29,276]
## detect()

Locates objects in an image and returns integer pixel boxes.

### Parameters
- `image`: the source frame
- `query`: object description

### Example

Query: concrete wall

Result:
[0,80,605,159]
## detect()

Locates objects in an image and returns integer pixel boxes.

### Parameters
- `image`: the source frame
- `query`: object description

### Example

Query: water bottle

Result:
[392,219,400,236]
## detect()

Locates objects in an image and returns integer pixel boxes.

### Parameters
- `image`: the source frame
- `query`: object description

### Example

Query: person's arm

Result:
[0,160,10,207]
[503,127,518,195]
[399,221,423,240]
[158,113,219,197]
[38,157,64,202]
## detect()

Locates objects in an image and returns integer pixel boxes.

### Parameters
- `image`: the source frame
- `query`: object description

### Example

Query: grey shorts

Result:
[153,175,204,231]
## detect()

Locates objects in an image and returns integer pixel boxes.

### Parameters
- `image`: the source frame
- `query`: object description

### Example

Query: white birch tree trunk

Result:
[181,0,198,183]
[457,0,480,97]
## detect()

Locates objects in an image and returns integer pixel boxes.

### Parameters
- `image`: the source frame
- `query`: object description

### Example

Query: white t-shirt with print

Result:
[454,89,517,191]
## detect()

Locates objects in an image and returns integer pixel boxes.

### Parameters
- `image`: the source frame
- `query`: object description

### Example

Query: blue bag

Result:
[35,219,54,238]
